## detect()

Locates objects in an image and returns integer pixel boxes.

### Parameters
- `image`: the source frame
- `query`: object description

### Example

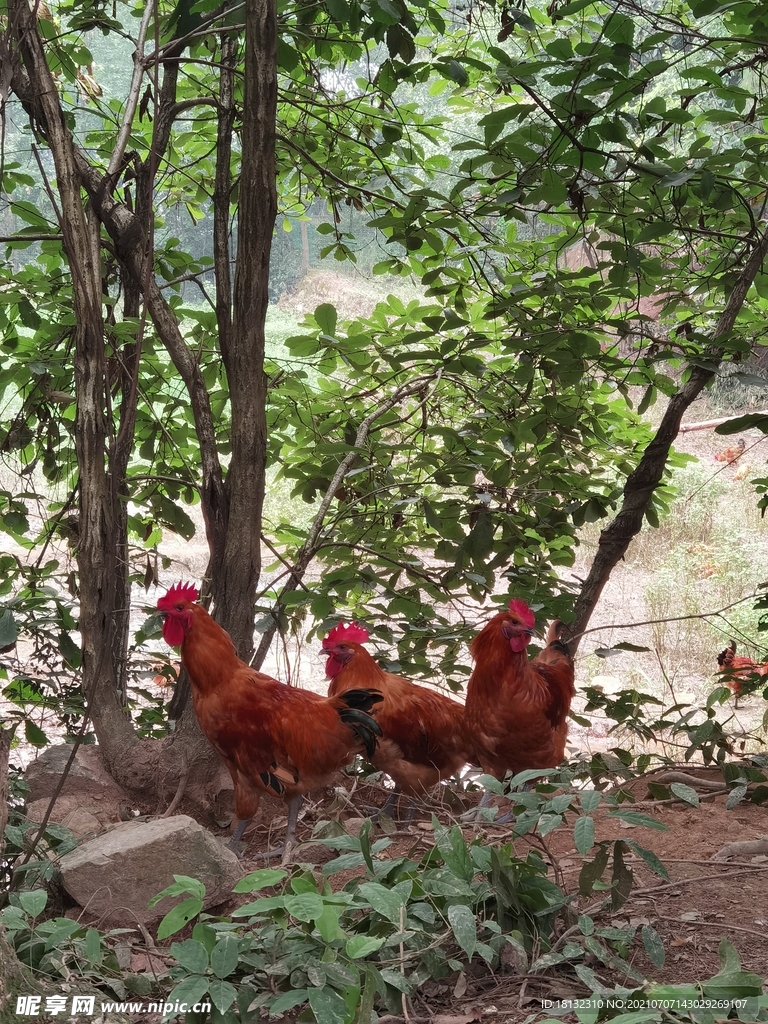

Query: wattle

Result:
[163,618,185,647]
[509,636,530,654]
[325,655,343,678]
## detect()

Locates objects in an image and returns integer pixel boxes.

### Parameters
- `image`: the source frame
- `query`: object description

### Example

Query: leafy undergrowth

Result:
[5,764,768,1024]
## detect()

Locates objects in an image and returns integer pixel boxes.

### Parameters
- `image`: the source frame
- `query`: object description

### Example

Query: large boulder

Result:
[59,815,242,927]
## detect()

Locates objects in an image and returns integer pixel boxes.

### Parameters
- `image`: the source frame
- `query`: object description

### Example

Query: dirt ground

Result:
[231,765,768,1024]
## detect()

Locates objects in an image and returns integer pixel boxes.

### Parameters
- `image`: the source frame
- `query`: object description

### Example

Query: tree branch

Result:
[570,224,768,654]
[107,0,154,181]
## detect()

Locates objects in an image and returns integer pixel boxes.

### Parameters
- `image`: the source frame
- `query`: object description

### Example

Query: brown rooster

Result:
[717,640,768,707]
[322,622,473,817]
[158,584,382,858]
[465,598,575,820]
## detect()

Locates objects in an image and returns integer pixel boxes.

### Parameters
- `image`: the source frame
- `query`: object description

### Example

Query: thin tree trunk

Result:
[8,0,141,777]
[570,225,768,653]
[218,0,277,658]
[0,726,11,863]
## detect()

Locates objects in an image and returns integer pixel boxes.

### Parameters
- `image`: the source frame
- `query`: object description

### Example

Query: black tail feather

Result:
[338,688,383,714]
[336,689,383,759]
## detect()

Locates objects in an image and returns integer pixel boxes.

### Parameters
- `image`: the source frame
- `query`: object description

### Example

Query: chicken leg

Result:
[227,795,303,862]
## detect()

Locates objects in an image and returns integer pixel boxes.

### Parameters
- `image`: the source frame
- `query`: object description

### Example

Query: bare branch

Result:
[107,0,154,181]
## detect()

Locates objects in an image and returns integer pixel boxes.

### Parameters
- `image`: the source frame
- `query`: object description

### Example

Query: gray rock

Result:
[25,745,131,829]
[59,815,242,926]
[25,796,114,834]
[26,744,118,792]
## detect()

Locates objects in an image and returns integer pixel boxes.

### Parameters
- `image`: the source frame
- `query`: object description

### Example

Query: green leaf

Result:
[574,815,595,855]
[171,938,209,974]
[58,631,81,668]
[447,904,477,959]
[85,927,102,964]
[314,303,338,336]
[233,868,287,893]
[579,844,609,897]
[345,935,386,958]
[325,0,349,22]
[433,820,473,881]
[726,784,748,809]
[284,893,325,922]
[0,610,18,647]
[356,968,377,1024]
[715,414,768,435]
[24,720,48,748]
[157,898,204,939]
[315,904,344,943]
[703,971,764,998]
[192,922,217,954]
[11,200,53,229]
[359,818,374,874]
[231,895,285,917]
[625,840,670,881]
[210,934,239,978]
[307,986,349,1024]
[578,914,594,935]
[19,890,47,918]
[208,979,238,1015]
[611,841,633,910]
[717,937,742,974]
[149,875,206,906]
[357,882,404,924]
[270,990,309,1015]
[670,782,699,807]
[580,791,602,814]
[167,975,209,1011]
[442,58,468,86]
[642,924,665,967]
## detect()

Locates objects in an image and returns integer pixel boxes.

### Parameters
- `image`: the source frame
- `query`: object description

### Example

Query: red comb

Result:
[508,598,535,628]
[157,582,200,610]
[323,622,370,647]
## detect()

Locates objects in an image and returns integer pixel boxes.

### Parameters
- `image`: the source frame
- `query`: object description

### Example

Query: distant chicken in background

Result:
[714,438,746,464]
[732,461,752,482]
[323,622,473,818]
[158,584,382,859]
[716,640,768,707]
[465,598,575,820]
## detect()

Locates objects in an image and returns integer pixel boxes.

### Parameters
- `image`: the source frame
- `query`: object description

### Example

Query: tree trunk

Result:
[0,726,10,863]
[215,0,277,658]
[7,0,146,786]
[570,224,768,654]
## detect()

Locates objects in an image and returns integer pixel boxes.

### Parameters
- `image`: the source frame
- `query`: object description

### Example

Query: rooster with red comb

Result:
[322,621,474,818]
[158,584,382,859]
[465,597,574,821]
